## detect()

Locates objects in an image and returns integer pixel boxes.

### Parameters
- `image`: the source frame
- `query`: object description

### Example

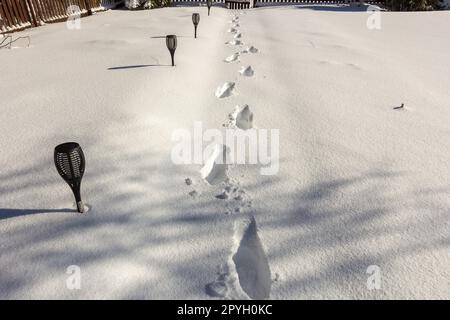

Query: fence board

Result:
[225,0,251,9]
[0,0,105,34]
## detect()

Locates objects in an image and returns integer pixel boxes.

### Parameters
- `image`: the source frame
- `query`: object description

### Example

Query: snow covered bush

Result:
[124,0,171,9]
[125,0,150,9]
[438,0,450,8]
[149,0,172,8]
[385,0,439,10]
[102,0,125,9]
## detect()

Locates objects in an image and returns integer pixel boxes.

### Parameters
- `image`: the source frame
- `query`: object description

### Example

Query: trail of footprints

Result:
[185,11,272,300]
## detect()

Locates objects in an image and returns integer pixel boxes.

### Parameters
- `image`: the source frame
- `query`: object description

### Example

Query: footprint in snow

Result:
[225,105,254,130]
[216,183,249,202]
[232,216,271,299]
[227,28,238,33]
[235,105,254,130]
[205,264,230,298]
[272,273,282,282]
[239,66,254,77]
[234,33,242,39]
[206,216,271,300]
[226,40,243,46]
[215,82,236,99]
[225,190,252,215]
[188,190,198,198]
[205,278,228,298]
[241,46,258,54]
[200,144,230,185]
[224,53,240,63]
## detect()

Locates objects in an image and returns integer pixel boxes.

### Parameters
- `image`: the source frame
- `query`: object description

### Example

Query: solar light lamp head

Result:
[54,142,86,213]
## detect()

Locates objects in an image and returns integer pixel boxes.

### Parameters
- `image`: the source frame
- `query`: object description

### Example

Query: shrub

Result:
[148,0,172,8]
[385,0,439,10]
[124,0,172,9]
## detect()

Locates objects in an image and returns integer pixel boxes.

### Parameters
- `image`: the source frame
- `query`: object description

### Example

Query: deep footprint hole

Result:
[232,216,271,299]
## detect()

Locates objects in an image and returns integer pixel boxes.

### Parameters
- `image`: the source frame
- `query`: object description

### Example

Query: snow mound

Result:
[124,0,151,9]
[215,82,236,98]
[72,203,91,214]
[224,53,240,63]
[239,65,254,77]
[235,105,254,130]
[226,40,242,46]
[200,144,229,185]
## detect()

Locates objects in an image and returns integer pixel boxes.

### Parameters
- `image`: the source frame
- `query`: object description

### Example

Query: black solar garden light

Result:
[192,13,200,39]
[54,142,86,213]
[207,0,212,16]
[166,35,177,67]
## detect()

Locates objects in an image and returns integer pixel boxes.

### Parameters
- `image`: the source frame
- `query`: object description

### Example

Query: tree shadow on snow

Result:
[0,120,448,299]
[0,119,233,299]
[245,160,450,298]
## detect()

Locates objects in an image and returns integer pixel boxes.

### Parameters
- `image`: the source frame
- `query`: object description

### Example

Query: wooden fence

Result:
[1,0,387,33]
[0,0,107,34]
[174,0,386,6]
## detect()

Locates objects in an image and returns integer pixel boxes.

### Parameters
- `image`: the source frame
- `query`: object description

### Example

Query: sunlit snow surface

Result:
[0,6,449,299]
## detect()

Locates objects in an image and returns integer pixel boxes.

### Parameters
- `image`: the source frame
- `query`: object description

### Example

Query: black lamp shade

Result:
[166,35,177,52]
[54,142,86,213]
[166,35,177,66]
[192,14,200,38]
[192,13,200,26]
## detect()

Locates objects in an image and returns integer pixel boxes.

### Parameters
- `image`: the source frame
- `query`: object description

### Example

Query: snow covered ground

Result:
[0,5,449,299]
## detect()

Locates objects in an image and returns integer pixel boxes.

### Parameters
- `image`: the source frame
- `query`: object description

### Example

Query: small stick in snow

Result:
[393,103,404,110]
